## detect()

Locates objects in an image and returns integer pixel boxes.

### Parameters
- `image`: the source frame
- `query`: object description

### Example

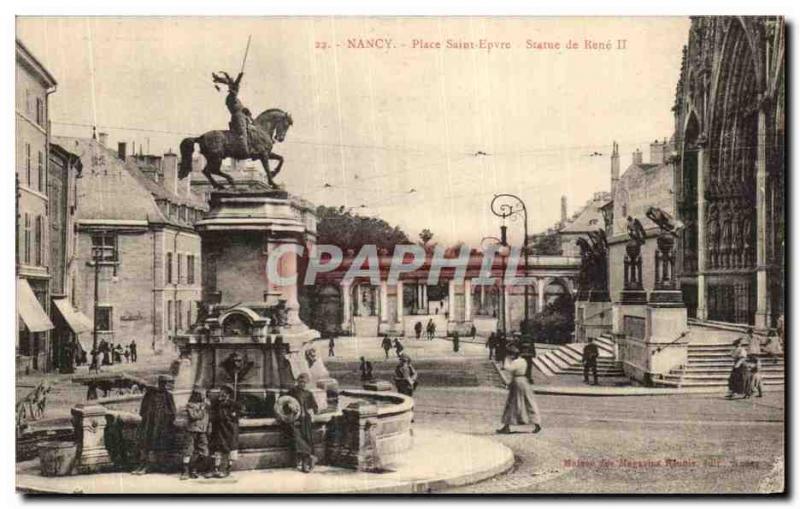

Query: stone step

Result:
[535,353,563,375]
[559,368,625,376]
[549,349,581,367]
[654,378,785,388]
[542,351,572,371]
[682,366,785,374]
[530,357,555,378]
[564,343,614,359]
[549,349,619,370]
[661,373,785,382]
[557,346,584,363]
[593,339,616,356]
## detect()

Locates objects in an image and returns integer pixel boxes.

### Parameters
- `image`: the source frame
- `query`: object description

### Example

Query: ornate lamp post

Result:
[490,194,531,332]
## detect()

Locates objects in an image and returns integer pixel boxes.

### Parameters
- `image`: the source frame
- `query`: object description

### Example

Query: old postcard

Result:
[14,16,785,494]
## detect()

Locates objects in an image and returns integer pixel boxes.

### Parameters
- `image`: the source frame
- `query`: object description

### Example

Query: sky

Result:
[16,16,690,246]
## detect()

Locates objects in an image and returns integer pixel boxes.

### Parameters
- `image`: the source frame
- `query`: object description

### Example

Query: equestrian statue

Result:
[178,70,293,190]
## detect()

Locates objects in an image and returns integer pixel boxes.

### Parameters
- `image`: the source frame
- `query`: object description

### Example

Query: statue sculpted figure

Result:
[179,71,294,190]
[645,206,685,237]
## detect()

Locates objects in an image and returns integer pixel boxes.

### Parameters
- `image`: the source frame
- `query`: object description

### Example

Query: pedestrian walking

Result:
[726,340,751,399]
[495,333,507,362]
[452,331,460,352]
[394,338,404,357]
[285,374,319,473]
[486,332,496,360]
[582,338,599,385]
[124,346,131,363]
[414,321,423,340]
[496,344,541,434]
[180,388,210,480]
[381,335,392,359]
[100,340,111,366]
[130,340,138,362]
[132,375,177,475]
[113,344,124,364]
[426,319,435,340]
[470,325,477,340]
[328,336,335,357]
[747,356,763,398]
[394,353,418,397]
[207,384,241,478]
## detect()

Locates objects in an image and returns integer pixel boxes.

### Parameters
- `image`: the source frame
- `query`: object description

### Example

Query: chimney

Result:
[610,141,620,195]
[632,148,643,165]
[162,152,179,196]
[98,132,109,147]
[650,138,666,164]
[117,142,127,161]
[561,196,568,225]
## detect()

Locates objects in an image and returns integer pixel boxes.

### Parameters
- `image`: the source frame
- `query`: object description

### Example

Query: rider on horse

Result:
[212,71,254,158]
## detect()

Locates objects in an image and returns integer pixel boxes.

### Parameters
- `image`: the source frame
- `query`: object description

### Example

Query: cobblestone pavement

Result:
[411,387,785,494]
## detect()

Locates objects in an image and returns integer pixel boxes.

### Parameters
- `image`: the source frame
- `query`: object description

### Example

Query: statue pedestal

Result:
[621,232,689,385]
[620,289,648,305]
[71,405,113,474]
[574,300,612,342]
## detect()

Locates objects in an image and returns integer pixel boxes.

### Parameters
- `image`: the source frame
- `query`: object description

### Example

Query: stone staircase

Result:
[652,341,785,389]
[530,335,624,378]
[325,357,506,388]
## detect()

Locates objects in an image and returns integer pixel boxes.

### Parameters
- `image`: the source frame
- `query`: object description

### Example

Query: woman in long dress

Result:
[497,344,541,434]
[726,340,751,399]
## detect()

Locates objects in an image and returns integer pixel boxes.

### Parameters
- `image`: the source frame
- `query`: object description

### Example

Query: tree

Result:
[315,205,410,253]
[529,231,562,256]
[419,228,434,246]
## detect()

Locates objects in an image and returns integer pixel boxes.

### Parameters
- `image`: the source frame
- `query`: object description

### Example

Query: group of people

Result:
[413,319,438,340]
[485,332,509,360]
[381,335,405,359]
[90,339,138,369]
[134,372,320,479]
[726,328,782,399]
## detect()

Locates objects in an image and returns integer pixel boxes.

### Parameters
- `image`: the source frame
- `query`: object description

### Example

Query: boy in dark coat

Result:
[132,375,176,475]
[207,384,241,478]
[286,373,319,473]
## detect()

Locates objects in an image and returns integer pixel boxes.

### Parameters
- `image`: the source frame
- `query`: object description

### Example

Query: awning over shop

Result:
[17,278,54,332]
[53,298,93,334]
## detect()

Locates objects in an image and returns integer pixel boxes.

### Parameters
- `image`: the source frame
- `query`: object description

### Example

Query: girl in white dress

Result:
[497,345,542,434]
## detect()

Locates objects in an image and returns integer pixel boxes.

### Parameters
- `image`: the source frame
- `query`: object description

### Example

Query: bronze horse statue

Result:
[178,108,293,189]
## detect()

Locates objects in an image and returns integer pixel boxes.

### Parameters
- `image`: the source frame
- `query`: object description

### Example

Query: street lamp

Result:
[490,194,531,332]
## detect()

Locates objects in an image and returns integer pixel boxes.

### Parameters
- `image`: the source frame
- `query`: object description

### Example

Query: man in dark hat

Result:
[286,373,319,473]
[394,354,418,397]
[207,384,241,478]
[132,374,176,475]
[486,332,497,360]
[582,338,599,385]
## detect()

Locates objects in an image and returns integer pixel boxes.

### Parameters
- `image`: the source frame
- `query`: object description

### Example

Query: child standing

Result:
[206,384,241,478]
[748,356,764,398]
[180,388,209,480]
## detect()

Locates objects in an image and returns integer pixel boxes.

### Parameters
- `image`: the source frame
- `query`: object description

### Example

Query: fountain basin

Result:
[68,387,413,475]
